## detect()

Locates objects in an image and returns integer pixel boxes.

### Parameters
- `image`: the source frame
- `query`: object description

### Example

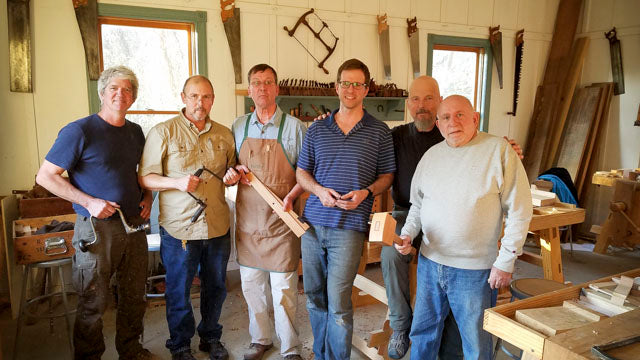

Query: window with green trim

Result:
[89,4,208,135]
[427,34,492,132]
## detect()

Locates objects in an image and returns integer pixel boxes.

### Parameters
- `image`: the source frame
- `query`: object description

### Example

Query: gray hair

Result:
[97,66,139,101]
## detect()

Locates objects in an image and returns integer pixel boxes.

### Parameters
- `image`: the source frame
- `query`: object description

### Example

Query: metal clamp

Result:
[44,237,68,256]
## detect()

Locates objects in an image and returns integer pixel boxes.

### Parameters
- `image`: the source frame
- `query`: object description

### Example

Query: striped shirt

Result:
[297,110,395,232]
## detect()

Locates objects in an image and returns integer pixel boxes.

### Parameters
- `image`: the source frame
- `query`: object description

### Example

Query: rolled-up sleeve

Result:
[138,126,167,177]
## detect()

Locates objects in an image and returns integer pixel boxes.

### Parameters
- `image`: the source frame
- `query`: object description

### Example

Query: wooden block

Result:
[544,308,640,359]
[369,212,416,255]
[531,189,557,207]
[245,172,309,237]
[533,180,553,192]
[562,299,606,321]
[583,289,636,315]
[515,302,601,337]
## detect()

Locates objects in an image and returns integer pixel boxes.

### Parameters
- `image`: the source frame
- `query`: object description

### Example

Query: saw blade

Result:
[489,25,503,89]
[378,14,391,80]
[508,29,524,116]
[407,17,420,78]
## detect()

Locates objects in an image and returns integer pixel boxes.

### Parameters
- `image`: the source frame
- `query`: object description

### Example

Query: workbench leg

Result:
[538,227,564,283]
[352,242,379,308]
[593,213,615,254]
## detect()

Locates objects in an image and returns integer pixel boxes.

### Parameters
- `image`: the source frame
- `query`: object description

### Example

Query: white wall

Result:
[577,0,640,232]
[0,0,559,195]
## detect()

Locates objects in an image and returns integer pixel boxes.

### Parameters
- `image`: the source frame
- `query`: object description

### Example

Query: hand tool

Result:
[377,14,392,79]
[80,208,150,252]
[369,212,416,255]
[407,17,420,79]
[489,25,503,89]
[605,27,625,95]
[508,29,524,116]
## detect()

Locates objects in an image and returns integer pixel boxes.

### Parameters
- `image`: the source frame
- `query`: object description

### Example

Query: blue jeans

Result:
[381,208,463,359]
[410,255,496,360]
[301,225,364,360]
[160,227,230,355]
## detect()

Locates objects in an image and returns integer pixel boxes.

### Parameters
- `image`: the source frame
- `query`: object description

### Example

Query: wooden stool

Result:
[492,278,570,360]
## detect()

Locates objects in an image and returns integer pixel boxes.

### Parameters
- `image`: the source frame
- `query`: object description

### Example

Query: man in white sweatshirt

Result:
[397,95,532,360]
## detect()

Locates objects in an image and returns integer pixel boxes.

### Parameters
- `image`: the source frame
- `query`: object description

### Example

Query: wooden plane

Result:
[369,212,417,255]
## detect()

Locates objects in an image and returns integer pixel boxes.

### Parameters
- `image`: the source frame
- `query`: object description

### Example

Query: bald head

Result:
[436,95,479,147]
[407,76,442,132]
[182,75,214,94]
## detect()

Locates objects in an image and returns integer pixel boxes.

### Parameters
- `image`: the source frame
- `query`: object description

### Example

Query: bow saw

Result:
[283,8,339,74]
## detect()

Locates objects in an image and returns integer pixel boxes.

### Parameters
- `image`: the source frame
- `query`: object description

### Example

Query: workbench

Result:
[591,169,640,253]
[351,204,585,359]
[484,268,640,359]
[522,203,585,283]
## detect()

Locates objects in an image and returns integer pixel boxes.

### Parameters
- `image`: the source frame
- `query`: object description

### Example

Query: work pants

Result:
[71,216,148,360]
[239,266,300,356]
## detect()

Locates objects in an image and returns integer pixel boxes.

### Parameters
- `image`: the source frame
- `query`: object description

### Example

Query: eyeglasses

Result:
[339,81,368,89]
[186,93,214,102]
[250,79,276,87]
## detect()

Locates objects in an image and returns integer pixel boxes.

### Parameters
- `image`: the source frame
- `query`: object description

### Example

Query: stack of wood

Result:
[523,0,585,183]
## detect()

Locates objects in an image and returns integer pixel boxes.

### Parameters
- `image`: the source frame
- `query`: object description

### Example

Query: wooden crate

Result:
[484,268,640,359]
[18,197,74,218]
[13,214,76,265]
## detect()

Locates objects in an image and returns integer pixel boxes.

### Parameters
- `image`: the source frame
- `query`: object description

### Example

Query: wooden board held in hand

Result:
[245,172,309,237]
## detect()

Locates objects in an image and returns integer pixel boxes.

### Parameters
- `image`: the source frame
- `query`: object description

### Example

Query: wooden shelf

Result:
[243,95,407,122]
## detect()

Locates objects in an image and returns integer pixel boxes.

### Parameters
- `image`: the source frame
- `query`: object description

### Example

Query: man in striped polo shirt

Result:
[296,58,396,360]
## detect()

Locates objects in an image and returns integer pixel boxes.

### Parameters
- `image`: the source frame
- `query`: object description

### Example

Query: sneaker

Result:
[284,355,303,360]
[387,329,410,359]
[243,343,273,360]
[209,339,229,360]
[171,350,196,360]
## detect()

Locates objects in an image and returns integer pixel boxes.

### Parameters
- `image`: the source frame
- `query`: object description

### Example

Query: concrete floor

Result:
[1,243,639,360]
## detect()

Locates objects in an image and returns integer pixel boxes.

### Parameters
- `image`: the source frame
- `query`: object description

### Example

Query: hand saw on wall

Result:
[377,14,391,80]
[508,29,524,116]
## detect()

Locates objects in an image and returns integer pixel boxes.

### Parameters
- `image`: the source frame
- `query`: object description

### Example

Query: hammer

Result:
[369,212,417,255]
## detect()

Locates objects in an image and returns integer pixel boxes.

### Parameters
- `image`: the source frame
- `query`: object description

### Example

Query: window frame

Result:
[88,4,208,114]
[427,34,493,132]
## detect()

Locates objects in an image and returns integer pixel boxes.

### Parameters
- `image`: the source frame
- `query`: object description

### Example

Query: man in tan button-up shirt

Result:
[139,75,236,360]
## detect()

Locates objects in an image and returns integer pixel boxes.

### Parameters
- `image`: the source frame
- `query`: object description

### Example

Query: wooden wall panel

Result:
[468,0,493,27]
[412,0,441,22]
[241,12,271,83]
[441,0,468,25]
[493,0,518,30]
[350,0,379,16]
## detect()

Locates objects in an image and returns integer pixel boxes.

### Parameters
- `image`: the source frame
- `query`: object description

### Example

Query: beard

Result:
[413,109,436,132]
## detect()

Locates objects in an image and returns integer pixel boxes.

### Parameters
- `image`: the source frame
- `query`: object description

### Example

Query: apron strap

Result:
[277,113,296,170]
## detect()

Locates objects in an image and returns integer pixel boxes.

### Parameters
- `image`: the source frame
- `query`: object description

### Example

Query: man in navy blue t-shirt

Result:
[36,66,155,360]
[296,59,395,360]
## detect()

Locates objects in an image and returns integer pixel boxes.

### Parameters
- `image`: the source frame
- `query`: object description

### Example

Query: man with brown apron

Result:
[225,64,306,360]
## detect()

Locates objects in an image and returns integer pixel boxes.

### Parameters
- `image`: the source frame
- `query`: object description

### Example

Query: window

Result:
[427,35,493,132]
[89,4,208,134]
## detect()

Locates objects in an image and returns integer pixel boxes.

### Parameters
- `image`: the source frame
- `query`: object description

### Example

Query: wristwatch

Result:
[365,187,373,198]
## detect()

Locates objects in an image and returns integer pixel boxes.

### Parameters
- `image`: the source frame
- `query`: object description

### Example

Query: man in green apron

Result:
[224,64,306,360]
